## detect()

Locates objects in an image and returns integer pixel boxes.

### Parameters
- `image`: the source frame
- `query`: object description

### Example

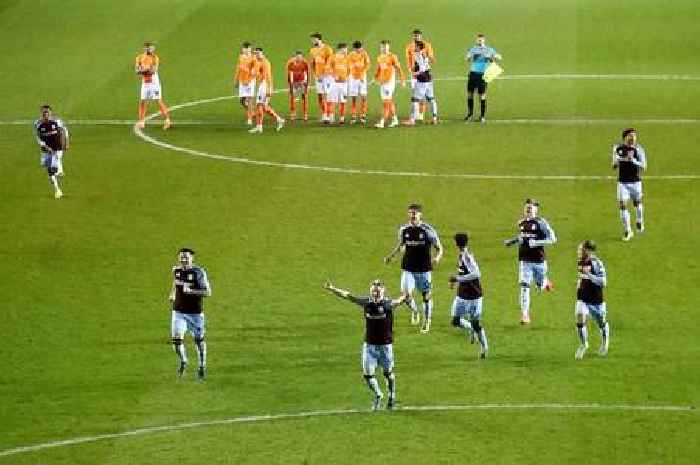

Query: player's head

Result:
[352,40,362,50]
[337,43,348,53]
[253,47,264,58]
[178,248,195,267]
[578,240,597,259]
[454,232,469,249]
[524,198,539,218]
[476,33,486,46]
[40,104,52,120]
[310,33,323,46]
[380,40,390,54]
[369,279,385,302]
[407,203,423,225]
[143,41,155,54]
[294,50,304,61]
[241,42,252,53]
[412,29,422,41]
[415,40,425,51]
[622,128,637,145]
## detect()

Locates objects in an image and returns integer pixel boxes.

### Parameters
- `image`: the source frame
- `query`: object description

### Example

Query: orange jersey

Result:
[235,53,256,84]
[255,57,273,87]
[404,41,434,71]
[347,49,371,79]
[309,43,333,76]
[329,52,350,81]
[135,53,159,83]
[286,58,309,83]
[374,52,404,84]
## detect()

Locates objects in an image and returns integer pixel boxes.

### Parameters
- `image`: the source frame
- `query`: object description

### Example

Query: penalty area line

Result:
[0,403,694,458]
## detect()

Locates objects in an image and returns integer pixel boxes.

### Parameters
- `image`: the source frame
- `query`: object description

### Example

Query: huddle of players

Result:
[235,30,447,131]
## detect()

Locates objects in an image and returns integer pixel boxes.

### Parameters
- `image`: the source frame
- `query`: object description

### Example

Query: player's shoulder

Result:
[33,118,42,128]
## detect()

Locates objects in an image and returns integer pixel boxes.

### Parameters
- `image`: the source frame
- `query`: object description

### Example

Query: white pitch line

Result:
[0,403,694,458]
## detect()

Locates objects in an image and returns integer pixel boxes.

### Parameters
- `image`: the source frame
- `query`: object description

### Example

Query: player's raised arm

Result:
[324,281,362,304]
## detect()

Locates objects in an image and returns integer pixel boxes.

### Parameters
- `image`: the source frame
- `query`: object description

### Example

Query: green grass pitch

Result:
[1,0,699,463]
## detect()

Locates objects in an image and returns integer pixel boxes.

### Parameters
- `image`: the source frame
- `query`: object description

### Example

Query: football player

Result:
[249,47,285,134]
[235,42,257,126]
[574,240,610,359]
[34,105,68,198]
[373,40,405,129]
[135,41,171,129]
[286,51,310,121]
[612,128,647,241]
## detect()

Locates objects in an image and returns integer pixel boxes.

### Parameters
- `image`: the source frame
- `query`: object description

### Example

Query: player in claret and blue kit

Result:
[324,279,407,411]
[34,105,69,199]
[612,128,647,241]
[574,240,610,360]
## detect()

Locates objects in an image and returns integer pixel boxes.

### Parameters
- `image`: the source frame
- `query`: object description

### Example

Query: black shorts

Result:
[467,72,487,94]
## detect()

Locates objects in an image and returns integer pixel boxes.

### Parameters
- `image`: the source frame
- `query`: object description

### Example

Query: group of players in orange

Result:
[234,30,436,132]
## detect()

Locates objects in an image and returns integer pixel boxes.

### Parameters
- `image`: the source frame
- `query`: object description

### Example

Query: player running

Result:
[612,128,647,241]
[404,29,434,122]
[286,51,310,122]
[402,40,438,125]
[135,41,171,130]
[465,33,501,122]
[574,240,610,359]
[249,47,285,134]
[384,203,443,333]
[34,105,69,199]
[374,40,406,129]
[504,199,556,324]
[234,42,257,126]
[309,33,334,122]
[347,41,371,124]
[169,248,212,380]
[324,279,406,410]
[326,43,350,124]
[448,233,489,359]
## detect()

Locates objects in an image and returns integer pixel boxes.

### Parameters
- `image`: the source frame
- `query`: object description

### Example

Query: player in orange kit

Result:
[405,30,434,122]
[347,41,371,124]
[248,47,285,134]
[309,33,334,122]
[135,42,171,130]
[234,42,257,126]
[374,40,405,129]
[326,43,350,125]
[286,51,310,121]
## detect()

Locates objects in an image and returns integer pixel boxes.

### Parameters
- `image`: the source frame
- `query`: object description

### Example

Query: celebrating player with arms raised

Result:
[448,233,489,359]
[235,42,257,126]
[504,199,556,324]
[574,240,610,360]
[286,51,309,122]
[612,128,647,241]
[325,279,406,410]
[34,104,69,198]
[384,204,443,333]
[135,42,171,130]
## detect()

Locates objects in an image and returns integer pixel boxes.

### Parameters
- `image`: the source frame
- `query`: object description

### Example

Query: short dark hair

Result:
[380,39,390,45]
[143,41,154,46]
[352,40,362,49]
[242,41,251,48]
[525,198,540,207]
[581,240,597,252]
[412,29,422,35]
[415,40,425,50]
[476,33,485,38]
[371,279,384,288]
[454,233,469,247]
[254,47,263,52]
[622,128,636,138]
[310,33,322,40]
[179,247,195,255]
[408,203,422,212]
[41,104,51,110]
[294,50,303,55]
[337,42,347,49]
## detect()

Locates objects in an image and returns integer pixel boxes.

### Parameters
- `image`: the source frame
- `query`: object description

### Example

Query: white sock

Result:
[478,328,488,351]
[365,376,382,397]
[411,101,419,120]
[429,99,438,117]
[577,324,588,346]
[635,204,644,225]
[459,317,473,332]
[195,340,207,368]
[620,209,631,232]
[600,322,610,348]
[407,298,418,313]
[173,341,187,363]
[49,175,60,191]
[520,286,530,314]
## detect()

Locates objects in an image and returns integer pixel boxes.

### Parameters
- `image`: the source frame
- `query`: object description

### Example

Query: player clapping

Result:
[135,41,171,130]
[574,240,610,359]
[612,128,647,241]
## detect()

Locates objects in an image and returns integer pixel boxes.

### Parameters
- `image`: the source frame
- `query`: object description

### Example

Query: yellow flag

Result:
[483,62,503,83]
